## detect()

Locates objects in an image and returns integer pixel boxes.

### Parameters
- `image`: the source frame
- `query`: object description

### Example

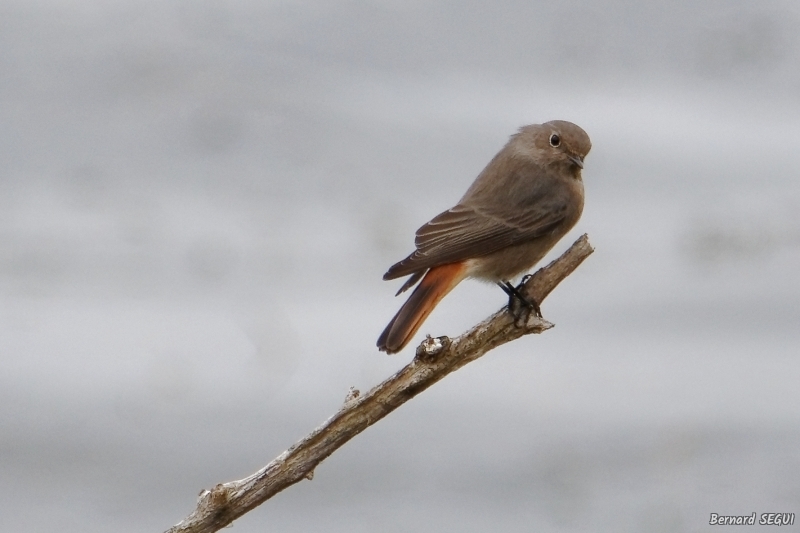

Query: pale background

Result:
[1,1,799,532]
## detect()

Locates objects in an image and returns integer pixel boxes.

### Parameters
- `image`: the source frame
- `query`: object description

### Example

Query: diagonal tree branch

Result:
[164,234,594,533]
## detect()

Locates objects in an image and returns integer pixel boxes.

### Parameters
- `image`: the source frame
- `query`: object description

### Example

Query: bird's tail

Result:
[377,262,467,354]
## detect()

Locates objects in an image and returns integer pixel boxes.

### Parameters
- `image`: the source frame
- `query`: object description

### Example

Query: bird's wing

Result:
[383,199,567,280]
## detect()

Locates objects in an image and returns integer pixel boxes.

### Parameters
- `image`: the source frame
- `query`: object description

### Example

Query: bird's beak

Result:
[567,154,584,169]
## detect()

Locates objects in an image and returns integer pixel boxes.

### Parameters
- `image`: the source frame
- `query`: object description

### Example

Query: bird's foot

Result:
[498,279,541,328]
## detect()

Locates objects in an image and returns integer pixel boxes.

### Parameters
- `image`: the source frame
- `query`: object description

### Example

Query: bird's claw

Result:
[498,279,542,327]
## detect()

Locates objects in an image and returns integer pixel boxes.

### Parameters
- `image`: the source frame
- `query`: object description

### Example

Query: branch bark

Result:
[164,234,594,533]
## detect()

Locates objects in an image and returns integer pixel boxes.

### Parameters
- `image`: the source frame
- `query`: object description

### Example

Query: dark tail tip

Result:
[376,317,399,354]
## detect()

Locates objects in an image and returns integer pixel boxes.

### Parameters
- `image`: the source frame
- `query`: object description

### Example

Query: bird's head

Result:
[516,120,592,175]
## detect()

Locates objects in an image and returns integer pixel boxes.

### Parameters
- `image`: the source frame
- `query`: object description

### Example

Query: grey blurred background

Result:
[1,1,799,531]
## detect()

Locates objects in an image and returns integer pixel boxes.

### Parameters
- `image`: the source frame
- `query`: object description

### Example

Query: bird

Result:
[377,120,591,354]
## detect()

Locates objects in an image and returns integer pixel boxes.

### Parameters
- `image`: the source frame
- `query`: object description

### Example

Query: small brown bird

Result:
[377,120,591,354]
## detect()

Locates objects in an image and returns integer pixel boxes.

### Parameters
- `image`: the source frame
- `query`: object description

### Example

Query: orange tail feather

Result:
[377,262,467,354]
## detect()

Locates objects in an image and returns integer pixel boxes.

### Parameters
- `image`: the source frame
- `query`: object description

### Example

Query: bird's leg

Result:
[501,279,542,316]
[497,279,541,327]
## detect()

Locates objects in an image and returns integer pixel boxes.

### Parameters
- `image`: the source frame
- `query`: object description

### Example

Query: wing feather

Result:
[384,200,567,280]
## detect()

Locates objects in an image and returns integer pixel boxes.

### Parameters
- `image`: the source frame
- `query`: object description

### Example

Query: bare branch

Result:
[165,234,594,533]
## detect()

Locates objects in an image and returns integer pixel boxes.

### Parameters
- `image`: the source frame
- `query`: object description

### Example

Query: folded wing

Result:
[384,200,567,281]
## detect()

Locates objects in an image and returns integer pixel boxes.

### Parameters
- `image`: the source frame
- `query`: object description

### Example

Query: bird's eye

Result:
[549,134,561,147]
